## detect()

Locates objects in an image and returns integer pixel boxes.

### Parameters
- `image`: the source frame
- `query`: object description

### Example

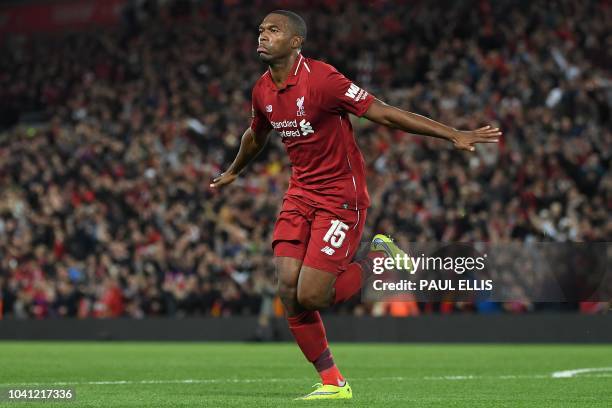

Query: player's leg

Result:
[274,244,332,372]
[295,265,335,310]
[333,230,410,304]
[299,207,370,305]
[275,254,304,317]
[331,257,368,304]
[272,197,343,397]
[294,254,388,307]
[276,255,340,395]
[292,265,353,400]
[272,197,312,317]
[292,207,366,400]
[294,265,346,387]
[296,207,368,308]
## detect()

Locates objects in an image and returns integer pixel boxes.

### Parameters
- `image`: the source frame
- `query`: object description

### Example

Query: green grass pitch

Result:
[1,342,611,407]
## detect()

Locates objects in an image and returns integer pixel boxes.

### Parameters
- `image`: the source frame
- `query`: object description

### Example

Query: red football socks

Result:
[288,250,388,384]
[333,251,385,304]
[287,311,345,386]
[332,262,363,304]
[287,310,328,361]
[314,348,345,386]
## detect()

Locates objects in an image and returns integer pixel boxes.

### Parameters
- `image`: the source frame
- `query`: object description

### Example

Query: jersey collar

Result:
[266,53,305,92]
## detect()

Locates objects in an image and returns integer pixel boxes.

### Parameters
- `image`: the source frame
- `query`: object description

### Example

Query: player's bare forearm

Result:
[210,127,269,188]
[363,98,501,151]
[227,127,269,175]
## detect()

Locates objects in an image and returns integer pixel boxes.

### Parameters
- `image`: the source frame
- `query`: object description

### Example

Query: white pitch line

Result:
[0,378,291,387]
[551,367,612,378]
[2,372,611,388]
[423,375,550,381]
[424,375,479,380]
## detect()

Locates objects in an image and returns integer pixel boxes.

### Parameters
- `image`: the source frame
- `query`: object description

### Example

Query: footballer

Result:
[210,10,501,400]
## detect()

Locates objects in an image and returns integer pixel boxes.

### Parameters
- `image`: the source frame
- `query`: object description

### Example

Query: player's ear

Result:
[291,36,302,50]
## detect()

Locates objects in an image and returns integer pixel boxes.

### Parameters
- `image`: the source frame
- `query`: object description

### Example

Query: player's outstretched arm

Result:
[363,98,501,151]
[210,127,270,188]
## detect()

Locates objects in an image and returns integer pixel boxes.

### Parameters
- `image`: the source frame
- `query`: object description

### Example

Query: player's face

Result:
[257,14,298,63]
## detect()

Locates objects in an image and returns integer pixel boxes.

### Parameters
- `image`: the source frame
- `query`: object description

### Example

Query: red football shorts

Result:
[272,195,367,276]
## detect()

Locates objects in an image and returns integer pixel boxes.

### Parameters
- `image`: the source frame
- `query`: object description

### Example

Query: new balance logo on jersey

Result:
[321,246,336,256]
[344,83,368,101]
[266,104,273,113]
[300,119,314,136]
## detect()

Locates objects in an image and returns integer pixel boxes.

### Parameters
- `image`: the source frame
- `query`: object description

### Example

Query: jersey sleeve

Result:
[319,66,374,117]
[250,86,272,135]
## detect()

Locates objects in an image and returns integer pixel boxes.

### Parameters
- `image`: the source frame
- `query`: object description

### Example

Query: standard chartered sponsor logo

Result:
[271,119,298,128]
[271,118,314,137]
[279,129,302,137]
[299,119,313,135]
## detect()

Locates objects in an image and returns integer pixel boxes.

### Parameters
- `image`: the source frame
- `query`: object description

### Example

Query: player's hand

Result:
[210,172,238,189]
[451,126,502,152]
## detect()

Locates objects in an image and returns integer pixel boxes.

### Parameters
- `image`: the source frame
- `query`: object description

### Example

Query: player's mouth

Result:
[257,45,269,54]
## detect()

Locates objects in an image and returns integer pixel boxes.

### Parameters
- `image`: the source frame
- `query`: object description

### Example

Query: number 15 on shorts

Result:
[323,220,349,248]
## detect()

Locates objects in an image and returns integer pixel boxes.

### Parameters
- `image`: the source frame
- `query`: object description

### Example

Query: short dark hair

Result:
[270,10,307,42]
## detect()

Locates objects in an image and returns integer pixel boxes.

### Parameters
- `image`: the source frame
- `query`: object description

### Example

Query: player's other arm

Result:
[363,98,501,152]
[211,85,272,189]
[210,126,270,188]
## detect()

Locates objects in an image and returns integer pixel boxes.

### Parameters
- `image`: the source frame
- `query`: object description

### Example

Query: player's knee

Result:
[277,281,296,306]
[275,256,301,310]
[297,287,327,311]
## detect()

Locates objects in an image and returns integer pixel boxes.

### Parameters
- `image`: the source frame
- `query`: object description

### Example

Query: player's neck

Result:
[268,52,299,88]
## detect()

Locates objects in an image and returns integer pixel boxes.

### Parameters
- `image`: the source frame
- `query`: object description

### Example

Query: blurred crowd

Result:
[0,0,610,319]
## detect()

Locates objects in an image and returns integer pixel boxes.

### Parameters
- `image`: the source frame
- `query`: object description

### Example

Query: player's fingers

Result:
[476,132,502,139]
[476,128,501,135]
[475,126,491,131]
[211,174,237,188]
[210,176,223,188]
[210,180,228,189]
[456,143,475,152]
[479,134,500,140]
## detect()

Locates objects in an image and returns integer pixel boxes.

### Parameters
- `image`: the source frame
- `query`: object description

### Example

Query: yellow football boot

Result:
[371,234,412,271]
[296,381,353,400]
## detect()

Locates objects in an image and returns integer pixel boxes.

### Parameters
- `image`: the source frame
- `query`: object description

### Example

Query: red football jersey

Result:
[251,54,374,210]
